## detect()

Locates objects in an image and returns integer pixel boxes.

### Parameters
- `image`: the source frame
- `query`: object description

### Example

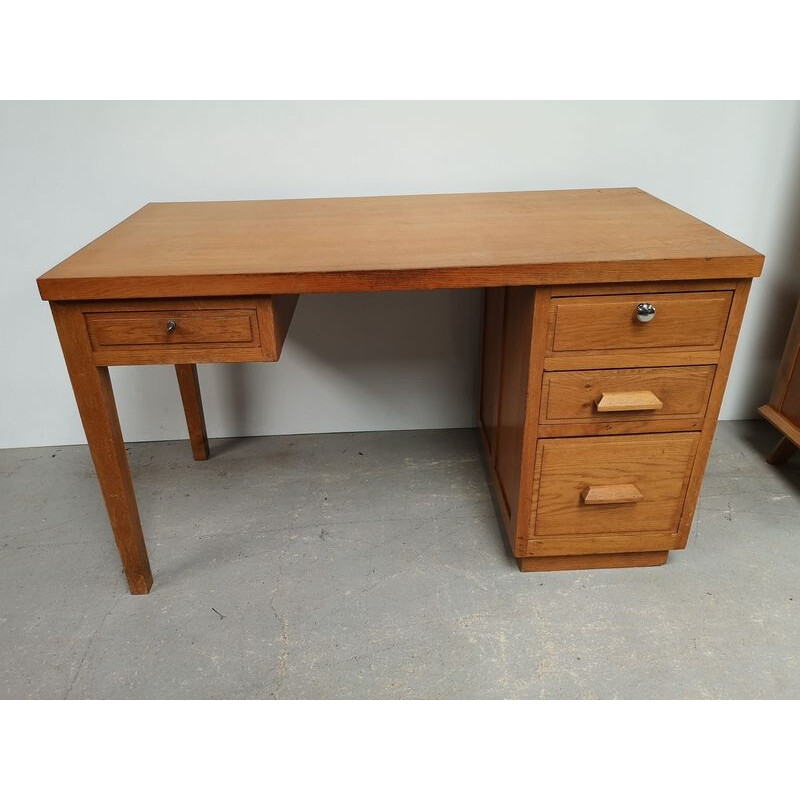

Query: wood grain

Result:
[50,302,152,594]
[175,364,209,461]
[37,189,763,300]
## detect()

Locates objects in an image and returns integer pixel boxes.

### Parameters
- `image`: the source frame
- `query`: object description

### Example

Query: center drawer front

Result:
[87,309,257,347]
[531,433,699,538]
[540,365,716,425]
[81,296,298,366]
[548,291,732,353]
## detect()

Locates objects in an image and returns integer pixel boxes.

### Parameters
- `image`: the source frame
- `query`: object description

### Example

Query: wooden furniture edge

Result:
[37,255,764,301]
[50,302,153,594]
[478,422,512,534]
[175,364,210,461]
[493,287,536,546]
[536,418,705,438]
[675,278,752,548]
[511,289,552,555]
[768,296,800,408]
[543,351,723,370]
[759,404,800,449]
[548,278,741,297]
[50,295,298,366]
[518,550,669,572]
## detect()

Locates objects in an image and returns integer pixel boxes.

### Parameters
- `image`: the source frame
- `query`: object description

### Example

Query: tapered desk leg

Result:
[175,364,210,461]
[766,436,797,465]
[51,303,153,594]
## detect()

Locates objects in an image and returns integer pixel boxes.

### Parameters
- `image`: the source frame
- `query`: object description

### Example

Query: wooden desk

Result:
[37,189,764,593]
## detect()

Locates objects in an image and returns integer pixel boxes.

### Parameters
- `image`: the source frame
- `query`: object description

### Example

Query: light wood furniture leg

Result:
[175,364,210,461]
[766,436,797,465]
[51,303,153,594]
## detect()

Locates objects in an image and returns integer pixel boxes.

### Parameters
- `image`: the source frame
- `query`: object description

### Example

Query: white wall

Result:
[2,101,799,449]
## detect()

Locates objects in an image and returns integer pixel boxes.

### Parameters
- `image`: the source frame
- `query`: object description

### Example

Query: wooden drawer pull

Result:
[581,484,644,505]
[595,390,663,412]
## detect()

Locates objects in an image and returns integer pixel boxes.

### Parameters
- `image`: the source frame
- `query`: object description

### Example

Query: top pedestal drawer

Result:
[547,291,733,354]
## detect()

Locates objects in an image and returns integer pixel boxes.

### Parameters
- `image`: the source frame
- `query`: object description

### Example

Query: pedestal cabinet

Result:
[480,279,752,571]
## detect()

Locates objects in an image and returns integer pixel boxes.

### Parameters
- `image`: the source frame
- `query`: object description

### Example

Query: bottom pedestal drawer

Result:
[529,432,700,541]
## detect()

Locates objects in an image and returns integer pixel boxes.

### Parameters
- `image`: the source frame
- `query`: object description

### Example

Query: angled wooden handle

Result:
[595,390,663,412]
[581,484,643,505]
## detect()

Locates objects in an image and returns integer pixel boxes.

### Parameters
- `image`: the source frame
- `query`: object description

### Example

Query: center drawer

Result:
[530,432,699,539]
[87,309,257,347]
[83,295,298,365]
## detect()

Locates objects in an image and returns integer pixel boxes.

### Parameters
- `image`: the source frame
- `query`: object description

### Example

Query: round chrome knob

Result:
[166,320,177,333]
[635,303,656,323]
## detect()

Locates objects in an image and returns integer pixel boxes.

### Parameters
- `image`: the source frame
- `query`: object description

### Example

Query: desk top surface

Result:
[38,188,763,300]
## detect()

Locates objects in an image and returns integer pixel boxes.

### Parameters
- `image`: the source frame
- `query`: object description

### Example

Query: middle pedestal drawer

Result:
[539,365,716,436]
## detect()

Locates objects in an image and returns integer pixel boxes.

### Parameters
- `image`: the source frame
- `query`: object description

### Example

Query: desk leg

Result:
[175,364,210,461]
[51,303,153,595]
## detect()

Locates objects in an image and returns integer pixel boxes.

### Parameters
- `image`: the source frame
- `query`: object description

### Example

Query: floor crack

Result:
[269,562,289,700]
[63,596,120,699]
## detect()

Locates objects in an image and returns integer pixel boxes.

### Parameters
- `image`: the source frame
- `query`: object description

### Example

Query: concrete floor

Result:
[1,420,798,699]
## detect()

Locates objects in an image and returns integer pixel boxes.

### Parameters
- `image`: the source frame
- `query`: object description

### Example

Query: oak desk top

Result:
[37,188,763,301]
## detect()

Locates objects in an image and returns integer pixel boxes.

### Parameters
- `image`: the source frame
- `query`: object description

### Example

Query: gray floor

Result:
[1,420,798,699]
